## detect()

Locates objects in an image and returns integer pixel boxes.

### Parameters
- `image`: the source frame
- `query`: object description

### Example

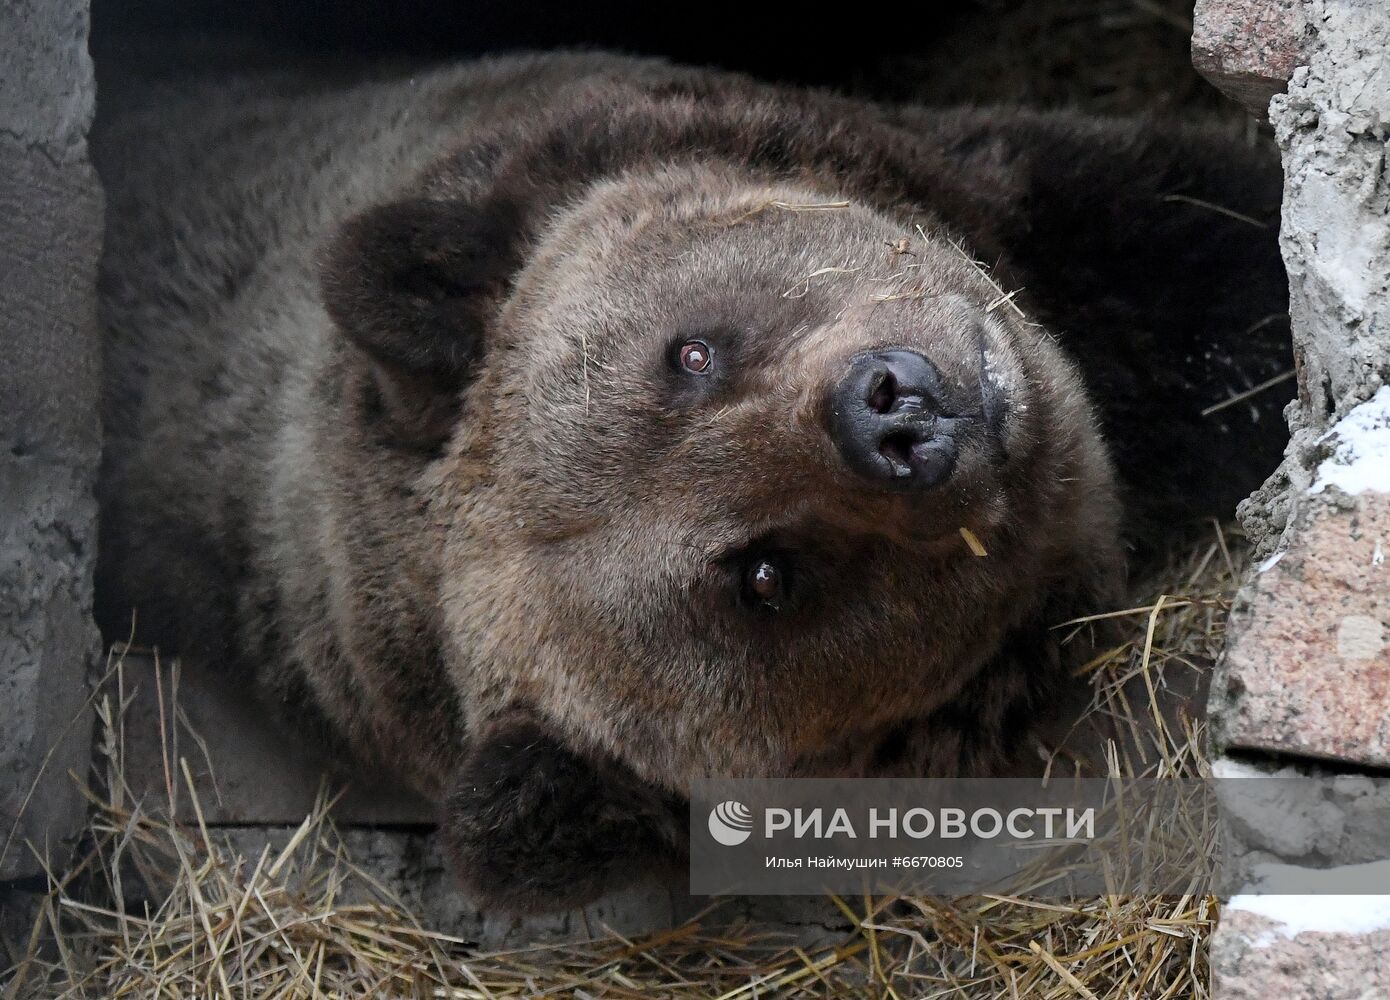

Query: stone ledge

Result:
[1214,757,1390,873]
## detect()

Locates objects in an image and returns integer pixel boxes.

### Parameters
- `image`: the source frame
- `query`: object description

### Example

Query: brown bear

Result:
[94,52,1290,912]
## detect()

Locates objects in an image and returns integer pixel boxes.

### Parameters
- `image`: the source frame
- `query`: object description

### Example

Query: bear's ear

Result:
[319,196,521,447]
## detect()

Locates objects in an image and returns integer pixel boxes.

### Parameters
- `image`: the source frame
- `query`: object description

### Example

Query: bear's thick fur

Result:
[95,53,1290,911]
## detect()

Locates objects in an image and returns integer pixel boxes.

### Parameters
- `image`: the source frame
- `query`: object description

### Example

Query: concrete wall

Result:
[1196,2,1390,995]
[1203,0,1390,779]
[0,0,102,888]
[1236,0,1390,552]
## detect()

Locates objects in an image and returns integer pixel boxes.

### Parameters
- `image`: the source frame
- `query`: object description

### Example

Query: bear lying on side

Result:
[95,53,1290,912]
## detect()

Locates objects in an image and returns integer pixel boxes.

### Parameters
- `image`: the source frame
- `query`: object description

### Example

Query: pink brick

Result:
[1192,0,1307,114]
[1215,491,1390,768]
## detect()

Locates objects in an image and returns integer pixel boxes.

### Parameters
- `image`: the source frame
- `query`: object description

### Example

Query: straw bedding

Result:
[4,525,1242,999]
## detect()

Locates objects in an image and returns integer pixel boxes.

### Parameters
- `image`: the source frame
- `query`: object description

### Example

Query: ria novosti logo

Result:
[704,800,1100,846]
[707,800,754,846]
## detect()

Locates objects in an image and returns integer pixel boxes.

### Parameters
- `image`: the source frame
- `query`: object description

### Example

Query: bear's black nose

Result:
[829,349,968,491]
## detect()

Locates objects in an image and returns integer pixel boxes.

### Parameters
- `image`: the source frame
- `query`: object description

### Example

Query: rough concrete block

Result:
[1214,757,1390,875]
[0,0,94,163]
[0,450,97,877]
[1238,0,1390,553]
[1192,0,1307,116]
[0,0,102,882]
[1213,490,1390,768]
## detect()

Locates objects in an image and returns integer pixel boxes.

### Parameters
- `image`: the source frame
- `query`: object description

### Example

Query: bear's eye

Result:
[678,340,713,374]
[746,558,783,607]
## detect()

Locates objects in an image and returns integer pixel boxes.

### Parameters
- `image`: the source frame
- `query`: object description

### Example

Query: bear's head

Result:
[320,86,1122,792]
